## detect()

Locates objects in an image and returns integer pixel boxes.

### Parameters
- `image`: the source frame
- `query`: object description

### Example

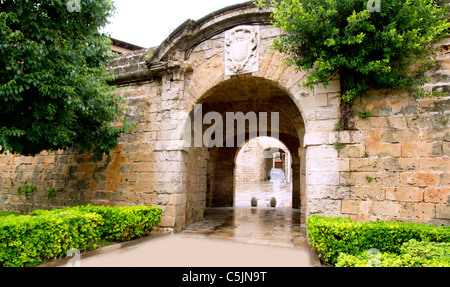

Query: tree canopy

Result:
[256,0,450,104]
[0,0,132,159]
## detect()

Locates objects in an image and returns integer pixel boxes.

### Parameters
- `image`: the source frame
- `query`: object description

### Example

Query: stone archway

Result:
[181,75,307,227]
[138,3,342,231]
[1,1,447,234]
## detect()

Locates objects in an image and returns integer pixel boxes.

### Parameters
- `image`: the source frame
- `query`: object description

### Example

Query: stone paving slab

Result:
[40,207,321,267]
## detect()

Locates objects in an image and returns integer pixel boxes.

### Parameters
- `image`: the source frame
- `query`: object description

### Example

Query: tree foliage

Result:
[0,0,132,159]
[256,0,450,103]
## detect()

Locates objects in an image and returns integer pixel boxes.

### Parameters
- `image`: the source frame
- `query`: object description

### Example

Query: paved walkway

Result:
[180,207,306,249]
[43,207,320,267]
[235,182,293,208]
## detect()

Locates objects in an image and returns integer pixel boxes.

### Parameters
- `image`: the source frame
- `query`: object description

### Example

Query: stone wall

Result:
[0,3,449,231]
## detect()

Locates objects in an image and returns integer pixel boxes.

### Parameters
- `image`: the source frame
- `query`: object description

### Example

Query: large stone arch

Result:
[142,1,342,230]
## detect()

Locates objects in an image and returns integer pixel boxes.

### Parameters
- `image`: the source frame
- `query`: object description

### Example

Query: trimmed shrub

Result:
[336,240,450,267]
[72,205,162,241]
[32,205,163,241]
[307,216,450,265]
[0,211,103,267]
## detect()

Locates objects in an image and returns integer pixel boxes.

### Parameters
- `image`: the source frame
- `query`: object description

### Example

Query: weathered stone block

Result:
[159,215,176,227]
[381,129,419,143]
[386,187,424,202]
[307,119,340,133]
[444,142,450,156]
[308,199,341,215]
[371,116,407,129]
[400,173,440,187]
[315,106,340,120]
[436,204,450,219]
[406,114,443,129]
[307,172,340,186]
[327,93,341,106]
[303,132,330,146]
[308,185,341,199]
[314,80,341,94]
[353,187,386,201]
[330,131,362,145]
[134,162,155,173]
[369,201,400,217]
[402,142,442,157]
[354,117,373,130]
[361,128,382,146]
[349,172,399,187]
[441,173,450,186]
[306,145,338,159]
[418,97,450,113]
[419,158,449,172]
[367,143,402,157]
[349,158,417,172]
[134,180,154,193]
[307,158,338,172]
[339,144,366,158]
[420,127,450,142]
[338,158,350,172]
[399,203,436,220]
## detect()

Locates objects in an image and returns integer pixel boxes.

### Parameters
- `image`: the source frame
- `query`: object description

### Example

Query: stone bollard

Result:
[251,197,258,207]
[270,197,277,208]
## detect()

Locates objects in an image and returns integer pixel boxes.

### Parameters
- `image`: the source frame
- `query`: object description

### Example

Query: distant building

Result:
[111,38,144,54]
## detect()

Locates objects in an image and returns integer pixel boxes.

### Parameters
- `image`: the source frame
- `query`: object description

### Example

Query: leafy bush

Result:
[32,205,163,241]
[307,216,450,265]
[0,210,103,267]
[336,240,450,267]
[16,180,36,198]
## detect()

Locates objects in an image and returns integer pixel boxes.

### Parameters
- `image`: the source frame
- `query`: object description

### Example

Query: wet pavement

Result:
[72,232,316,267]
[235,181,293,208]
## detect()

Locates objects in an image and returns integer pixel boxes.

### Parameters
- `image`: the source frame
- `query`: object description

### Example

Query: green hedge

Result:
[1,205,162,267]
[0,210,103,267]
[33,205,163,241]
[336,240,450,267]
[307,216,450,265]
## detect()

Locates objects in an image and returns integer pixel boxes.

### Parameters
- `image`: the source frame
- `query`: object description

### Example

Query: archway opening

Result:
[234,137,293,208]
[183,76,306,227]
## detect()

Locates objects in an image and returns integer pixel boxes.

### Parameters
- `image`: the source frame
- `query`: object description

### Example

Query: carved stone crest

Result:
[225,26,260,75]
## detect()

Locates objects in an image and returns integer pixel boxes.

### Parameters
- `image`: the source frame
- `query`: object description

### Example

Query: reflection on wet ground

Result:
[179,207,307,249]
[235,181,293,208]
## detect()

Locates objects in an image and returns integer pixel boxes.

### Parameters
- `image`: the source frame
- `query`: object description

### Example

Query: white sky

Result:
[104,0,252,48]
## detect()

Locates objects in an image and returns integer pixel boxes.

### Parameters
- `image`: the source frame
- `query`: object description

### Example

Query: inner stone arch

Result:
[182,75,306,227]
[234,136,293,208]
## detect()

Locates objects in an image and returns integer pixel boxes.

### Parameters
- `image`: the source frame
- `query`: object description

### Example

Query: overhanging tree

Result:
[256,0,450,128]
[0,0,132,159]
